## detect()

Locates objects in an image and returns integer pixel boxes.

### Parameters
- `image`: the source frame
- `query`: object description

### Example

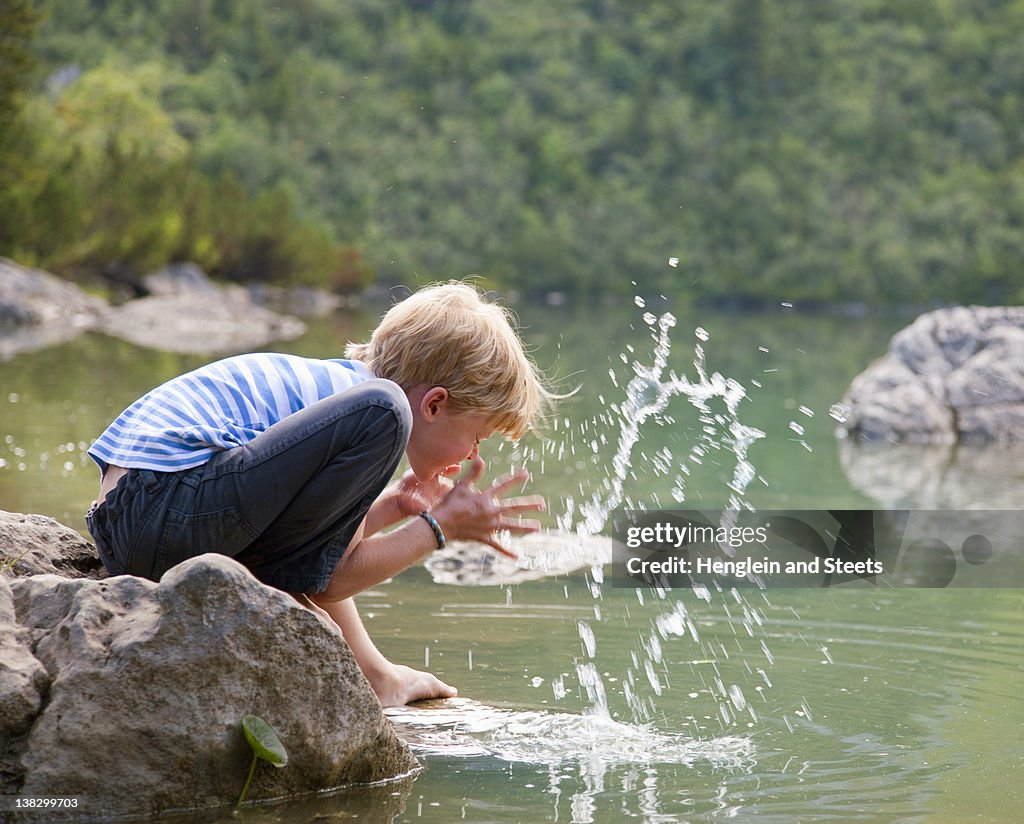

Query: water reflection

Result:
[425,532,612,586]
[5,306,1024,821]
[838,440,1024,509]
[108,772,420,824]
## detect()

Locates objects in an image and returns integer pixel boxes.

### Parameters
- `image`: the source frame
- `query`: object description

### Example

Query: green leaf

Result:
[241,715,288,767]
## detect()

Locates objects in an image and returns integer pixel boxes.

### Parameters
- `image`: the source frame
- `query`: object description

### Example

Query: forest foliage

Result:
[2,0,1024,304]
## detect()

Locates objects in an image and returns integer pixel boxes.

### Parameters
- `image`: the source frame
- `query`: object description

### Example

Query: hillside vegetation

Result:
[2,0,1024,304]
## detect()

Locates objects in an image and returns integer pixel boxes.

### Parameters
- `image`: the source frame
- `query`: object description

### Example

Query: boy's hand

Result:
[391,466,460,519]
[431,457,546,559]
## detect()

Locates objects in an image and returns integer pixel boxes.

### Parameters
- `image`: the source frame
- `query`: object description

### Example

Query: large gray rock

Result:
[0,258,108,360]
[0,579,49,796]
[103,264,307,355]
[1,554,417,819]
[0,510,106,580]
[837,306,1024,443]
[0,258,107,329]
[0,258,309,358]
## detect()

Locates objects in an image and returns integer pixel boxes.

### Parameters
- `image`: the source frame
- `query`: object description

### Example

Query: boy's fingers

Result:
[457,456,486,486]
[498,518,542,534]
[488,467,530,496]
[498,495,546,514]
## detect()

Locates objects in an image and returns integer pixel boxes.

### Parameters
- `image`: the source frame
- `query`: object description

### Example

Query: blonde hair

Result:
[346,282,553,439]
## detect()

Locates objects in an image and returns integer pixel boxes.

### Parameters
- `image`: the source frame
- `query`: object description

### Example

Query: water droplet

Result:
[634,296,646,308]
[828,403,850,423]
[668,257,679,267]
[576,662,610,716]
[644,660,663,696]
[692,584,712,603]
[788,421,805,436]
[694,327,709,342]
[578,621,597,658]
[728,684,747,712]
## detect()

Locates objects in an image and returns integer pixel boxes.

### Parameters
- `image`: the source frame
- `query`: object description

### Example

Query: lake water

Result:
[2,299,1023,822]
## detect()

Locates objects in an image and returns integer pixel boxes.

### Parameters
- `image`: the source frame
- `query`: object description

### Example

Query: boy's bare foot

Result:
[369,662,457,707]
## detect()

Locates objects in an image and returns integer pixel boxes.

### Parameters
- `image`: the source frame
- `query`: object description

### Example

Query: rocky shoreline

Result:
[0,259,310,360]
[0,510,417,820]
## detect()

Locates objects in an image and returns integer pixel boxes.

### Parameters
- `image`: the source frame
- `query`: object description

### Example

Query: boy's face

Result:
[406,387,496,482]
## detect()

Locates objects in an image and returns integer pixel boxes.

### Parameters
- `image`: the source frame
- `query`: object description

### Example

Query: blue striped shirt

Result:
[89,353,375,472]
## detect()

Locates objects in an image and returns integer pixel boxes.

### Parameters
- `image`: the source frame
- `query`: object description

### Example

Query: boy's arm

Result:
[316,515,451,601]
[304,594,456,706]
[321,459,545,601]
[304,460,544,706]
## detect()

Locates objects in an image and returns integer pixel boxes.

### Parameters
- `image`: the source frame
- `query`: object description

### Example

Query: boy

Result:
[86,282,552,706]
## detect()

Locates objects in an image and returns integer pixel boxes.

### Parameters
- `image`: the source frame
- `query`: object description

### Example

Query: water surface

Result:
[1,301,1022,822]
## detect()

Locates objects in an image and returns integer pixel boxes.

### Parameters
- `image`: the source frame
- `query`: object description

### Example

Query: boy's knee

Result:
[358,379,412,446]
[360,378,407,438]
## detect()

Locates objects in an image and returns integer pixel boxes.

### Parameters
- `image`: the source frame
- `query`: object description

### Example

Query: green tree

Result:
[0,0,38,130]
[4,0,1024,305]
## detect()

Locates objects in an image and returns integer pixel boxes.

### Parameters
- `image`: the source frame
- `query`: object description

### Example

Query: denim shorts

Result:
[87,379,410,593]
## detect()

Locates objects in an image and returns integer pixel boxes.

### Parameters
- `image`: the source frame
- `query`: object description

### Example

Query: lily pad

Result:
[241,715,288,767]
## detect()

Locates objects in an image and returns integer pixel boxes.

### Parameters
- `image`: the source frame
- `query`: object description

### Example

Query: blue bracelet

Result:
[418,511,446,549]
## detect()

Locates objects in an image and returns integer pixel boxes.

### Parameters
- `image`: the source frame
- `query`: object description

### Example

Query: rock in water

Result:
[0,258,108,360]
[103,290,306,355]
[0,259,106,330]
[837,306,1024,443]
[1,554,417,818]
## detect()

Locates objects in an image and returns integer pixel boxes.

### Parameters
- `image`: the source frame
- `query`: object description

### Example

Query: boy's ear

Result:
[420,386,449,420]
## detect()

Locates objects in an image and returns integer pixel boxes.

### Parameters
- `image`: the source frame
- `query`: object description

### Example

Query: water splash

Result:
[577,312,765,537]
[387,699,754,769]
[553,308,775,732]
